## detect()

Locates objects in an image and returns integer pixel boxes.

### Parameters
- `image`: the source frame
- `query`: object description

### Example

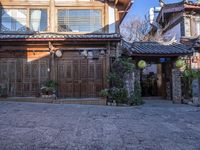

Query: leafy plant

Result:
[183,69,200,80]
[130,80,144,105]
[41,80,58,95]
[182,69,200,99]
[100,89,109,97]
[106,73,123,87]
[100,57,135,105]
[110,87,128,104]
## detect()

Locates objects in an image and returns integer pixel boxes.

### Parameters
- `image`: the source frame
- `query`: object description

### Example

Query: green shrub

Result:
[41,80,58,95]
[100,57,135,105]
[130,80,144,106]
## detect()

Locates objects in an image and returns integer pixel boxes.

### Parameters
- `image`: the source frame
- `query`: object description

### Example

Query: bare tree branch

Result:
[120,15,165,42]
[120,15,151,42]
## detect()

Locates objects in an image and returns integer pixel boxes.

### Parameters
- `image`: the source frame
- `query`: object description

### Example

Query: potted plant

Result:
[100,89,109,105]
[41,80,58,98]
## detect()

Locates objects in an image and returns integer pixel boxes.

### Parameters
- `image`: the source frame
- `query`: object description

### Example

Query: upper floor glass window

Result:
[58,9,102,32]
[1,9,27,32]
[30,9,48,32]
[0,8,48,32]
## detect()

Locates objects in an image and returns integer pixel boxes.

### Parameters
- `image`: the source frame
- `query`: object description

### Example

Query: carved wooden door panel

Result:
[0,59,9,96]
[39,59,49,85]
[80,59,88,98]
[57,57,104,98]
[23,60,35,96]
[23,59,49,97]
[15,59,23,96]
[0,59,17,96]
[57,59,74,98]
[73,60,81,98]
[94,59,104,97]
[87,59,103,97]
[0,58,49,97]
[87,60,96,97]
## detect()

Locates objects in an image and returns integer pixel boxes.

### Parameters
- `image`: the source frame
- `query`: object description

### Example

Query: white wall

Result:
[163,23,181,42]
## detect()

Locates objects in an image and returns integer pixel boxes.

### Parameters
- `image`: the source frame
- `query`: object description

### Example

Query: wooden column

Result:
[49,0,55,32]
[157,64,163,96]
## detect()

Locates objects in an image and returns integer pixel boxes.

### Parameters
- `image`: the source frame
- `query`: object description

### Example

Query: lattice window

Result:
[57,9,102,32]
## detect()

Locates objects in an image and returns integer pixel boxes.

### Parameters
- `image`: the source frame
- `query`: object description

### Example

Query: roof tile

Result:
[122,40,193,56]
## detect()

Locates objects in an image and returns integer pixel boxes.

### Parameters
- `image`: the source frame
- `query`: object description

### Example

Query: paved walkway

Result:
[0,100,200,150]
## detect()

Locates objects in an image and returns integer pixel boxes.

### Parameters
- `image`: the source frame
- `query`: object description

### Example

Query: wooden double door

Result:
[0,58,49,97]
[57,58,105,98]
[0,55,106,98]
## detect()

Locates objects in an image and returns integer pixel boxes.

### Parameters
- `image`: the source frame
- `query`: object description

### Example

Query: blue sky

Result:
[124,0,196,22]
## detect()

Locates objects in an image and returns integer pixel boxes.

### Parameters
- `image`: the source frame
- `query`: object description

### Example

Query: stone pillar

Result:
[192,79,200,106]
[172,69,182,103]
[124,71,135,99]
[191,52,200,106]
[124,70,141,97]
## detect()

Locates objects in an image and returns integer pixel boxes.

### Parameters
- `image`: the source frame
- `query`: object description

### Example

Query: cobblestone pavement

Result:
[0,100,200,150]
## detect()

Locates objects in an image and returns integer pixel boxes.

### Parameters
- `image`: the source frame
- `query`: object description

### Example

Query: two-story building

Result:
[0,0,132,100]
[155,0,200,43]
[152,0,200,104]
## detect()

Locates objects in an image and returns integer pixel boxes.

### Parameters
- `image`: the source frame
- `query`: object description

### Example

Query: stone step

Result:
[0,97,107,105]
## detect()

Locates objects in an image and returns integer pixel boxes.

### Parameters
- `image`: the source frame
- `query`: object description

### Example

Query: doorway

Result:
[141,64,166,98]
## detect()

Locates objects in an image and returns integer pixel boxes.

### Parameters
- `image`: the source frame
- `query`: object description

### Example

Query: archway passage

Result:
[140,61,173,99]
[121,40,193,101]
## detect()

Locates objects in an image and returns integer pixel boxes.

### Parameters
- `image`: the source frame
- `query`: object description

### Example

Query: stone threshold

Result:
[0,97,107,105]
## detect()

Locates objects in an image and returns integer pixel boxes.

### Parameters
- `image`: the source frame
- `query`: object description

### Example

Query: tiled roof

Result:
[0,33,121,41]
[122,40,194,56]
[164,1,200,8]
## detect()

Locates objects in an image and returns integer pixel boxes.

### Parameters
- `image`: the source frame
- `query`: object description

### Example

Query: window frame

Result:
[56,7,104,34]
[0,6,49,33]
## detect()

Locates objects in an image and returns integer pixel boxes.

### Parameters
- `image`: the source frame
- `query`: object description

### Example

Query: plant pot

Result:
[47,90,54,95]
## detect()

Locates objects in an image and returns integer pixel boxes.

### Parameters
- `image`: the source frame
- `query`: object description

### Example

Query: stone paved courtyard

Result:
[0,100,200,150]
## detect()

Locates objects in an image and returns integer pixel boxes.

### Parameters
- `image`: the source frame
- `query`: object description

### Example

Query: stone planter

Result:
[41,94,57,100]
[107,101,117,106]
[100,97,107,105]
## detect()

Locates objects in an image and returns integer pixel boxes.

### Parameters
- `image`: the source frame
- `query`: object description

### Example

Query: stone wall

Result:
[182,16,191,37]
[191,79,200,106]
[124,69,140,100]
[190,52,200,106]
[172,69,182,103]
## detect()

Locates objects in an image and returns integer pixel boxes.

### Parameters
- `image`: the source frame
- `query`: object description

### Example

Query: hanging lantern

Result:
[138,60,147,69]
[55,50,63,58]
[175,59,186,68]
